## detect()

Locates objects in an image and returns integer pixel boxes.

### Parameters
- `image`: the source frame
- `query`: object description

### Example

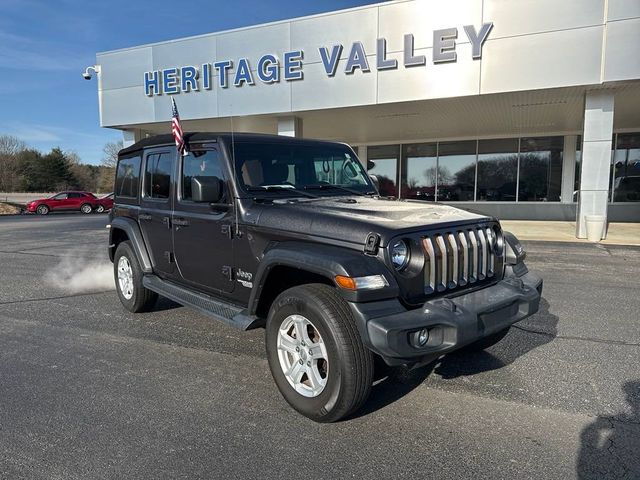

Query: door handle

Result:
[173,218,189,227]
[139,213,152,221]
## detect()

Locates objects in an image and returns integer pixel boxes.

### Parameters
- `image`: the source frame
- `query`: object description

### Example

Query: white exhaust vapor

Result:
[44,252,115,294]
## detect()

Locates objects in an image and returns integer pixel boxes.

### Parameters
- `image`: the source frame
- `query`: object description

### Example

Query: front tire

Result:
[80,203,93,214]
[113,241,157,313]
[95,204,105,213]
[265,284,374,423]
[36,204,49,215]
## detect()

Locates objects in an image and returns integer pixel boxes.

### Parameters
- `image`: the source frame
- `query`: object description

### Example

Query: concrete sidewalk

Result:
[501,221,640,246]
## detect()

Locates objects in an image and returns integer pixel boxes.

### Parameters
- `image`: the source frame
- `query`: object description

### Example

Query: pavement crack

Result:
[512,325,640,347]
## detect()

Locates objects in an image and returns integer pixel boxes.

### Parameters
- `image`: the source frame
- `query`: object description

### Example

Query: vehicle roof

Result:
[118,132,348,157]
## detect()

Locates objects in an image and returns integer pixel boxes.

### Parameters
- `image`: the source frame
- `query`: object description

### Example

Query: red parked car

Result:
[26,191,100,215]
[95,193,114,213]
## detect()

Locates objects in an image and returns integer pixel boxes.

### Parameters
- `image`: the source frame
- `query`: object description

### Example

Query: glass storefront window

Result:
[401,143,437,200]
[437,141,476,201]
[612,133,640,202]
[367,145,399,197]
[476,138,518,201]
[519,137,563,202]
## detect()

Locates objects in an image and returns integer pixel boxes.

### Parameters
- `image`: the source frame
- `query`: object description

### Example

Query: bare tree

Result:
[0,135,27,192]
[99,140,123,193]
[101,140,123,168]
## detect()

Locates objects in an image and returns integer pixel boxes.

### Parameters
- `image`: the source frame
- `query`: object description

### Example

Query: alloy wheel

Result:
[277,314,329,398]
[117,256,134,300]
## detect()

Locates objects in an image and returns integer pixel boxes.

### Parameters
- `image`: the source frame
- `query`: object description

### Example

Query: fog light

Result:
[417,328,429,346]
[410,328,430,348]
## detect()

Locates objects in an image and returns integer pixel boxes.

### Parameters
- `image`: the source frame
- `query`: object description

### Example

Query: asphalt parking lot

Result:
[1,214,638,480]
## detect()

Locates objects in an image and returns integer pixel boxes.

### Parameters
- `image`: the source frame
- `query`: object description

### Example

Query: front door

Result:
[172,147,235,294]
[139,149,175,277]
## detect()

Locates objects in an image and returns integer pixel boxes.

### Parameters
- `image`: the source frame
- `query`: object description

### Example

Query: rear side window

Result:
[144,152,173,199]
[115,155,141,198]
[68,192,82,198]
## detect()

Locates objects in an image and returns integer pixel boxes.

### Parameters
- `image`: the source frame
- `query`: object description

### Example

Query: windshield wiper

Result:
[246,185,319,199]
[304,184,376,196]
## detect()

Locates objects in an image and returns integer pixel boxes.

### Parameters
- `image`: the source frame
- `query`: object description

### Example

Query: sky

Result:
[0,0,376,165]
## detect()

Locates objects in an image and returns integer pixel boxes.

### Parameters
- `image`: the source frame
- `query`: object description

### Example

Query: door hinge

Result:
[163,251,175,263]
[222,265,234,281]
[221,224,232,239]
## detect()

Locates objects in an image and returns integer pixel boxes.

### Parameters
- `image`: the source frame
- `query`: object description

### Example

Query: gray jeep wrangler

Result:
[108,132,542,422]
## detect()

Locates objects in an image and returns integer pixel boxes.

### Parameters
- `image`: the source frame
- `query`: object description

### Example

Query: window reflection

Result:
[437,141,476,201]
[476,139,518,201]
[519,137,563,202]
[613,133,640,202]
[367,145,399,197]
[401,143,437,200]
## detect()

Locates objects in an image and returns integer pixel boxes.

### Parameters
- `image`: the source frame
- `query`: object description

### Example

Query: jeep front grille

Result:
[420,227,497,294]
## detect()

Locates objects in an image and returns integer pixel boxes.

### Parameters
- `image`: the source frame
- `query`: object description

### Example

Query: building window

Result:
[476,138,518,202]
[437,141,476,201]
[518,137,563,202]
[401,143,437,200]
[612,133,640,202]
[367,145,399,197]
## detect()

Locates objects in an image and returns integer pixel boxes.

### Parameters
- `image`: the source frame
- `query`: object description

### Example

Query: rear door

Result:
[172,147,235,294]
[139,148,176,277]
[67,192,84,209]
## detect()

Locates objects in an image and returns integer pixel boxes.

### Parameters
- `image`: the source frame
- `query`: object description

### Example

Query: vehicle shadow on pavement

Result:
[434,297,558,379]
[150,296,182,312]
[352,297,558,418]
[577,381,640,479]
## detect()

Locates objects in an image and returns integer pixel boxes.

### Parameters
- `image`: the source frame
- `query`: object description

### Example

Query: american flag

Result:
[171,97,186,155]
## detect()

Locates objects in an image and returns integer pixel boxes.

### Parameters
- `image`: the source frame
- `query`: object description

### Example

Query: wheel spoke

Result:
[286,361,304,382]
[307,364,325,392]
[293,318,306,343]
[308,340,327,360]
[278,335,299,354]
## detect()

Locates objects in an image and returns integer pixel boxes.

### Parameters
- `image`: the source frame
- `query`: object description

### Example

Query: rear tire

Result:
[36,204,49,215]
[113,241,157,313]
[265,283,374,423]
[461,327,511,352]
[80,203,93,214]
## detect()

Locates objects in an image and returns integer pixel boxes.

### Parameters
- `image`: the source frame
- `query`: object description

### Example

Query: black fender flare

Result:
[108,217,153,273]
[248,241,399,316]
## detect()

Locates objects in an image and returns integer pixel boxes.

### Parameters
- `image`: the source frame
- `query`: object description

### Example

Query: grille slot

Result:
[422,226,498,294]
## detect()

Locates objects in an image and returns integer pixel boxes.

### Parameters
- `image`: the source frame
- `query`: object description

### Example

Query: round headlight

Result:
[390,240,410,271]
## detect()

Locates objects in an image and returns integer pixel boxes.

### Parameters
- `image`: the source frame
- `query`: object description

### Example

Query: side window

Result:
[68,192,82,199]
[182,149,226,202]
[115,155,141,198]
[144,152,173,199]
[53,193,68,200]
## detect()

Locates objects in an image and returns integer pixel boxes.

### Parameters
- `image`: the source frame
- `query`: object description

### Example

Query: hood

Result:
[249,196,492,246]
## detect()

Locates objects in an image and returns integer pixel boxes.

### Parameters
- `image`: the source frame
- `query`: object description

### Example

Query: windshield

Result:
[231,141,375,196]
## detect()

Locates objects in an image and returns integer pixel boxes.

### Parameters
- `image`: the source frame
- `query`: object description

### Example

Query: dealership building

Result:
[93,0,640,236]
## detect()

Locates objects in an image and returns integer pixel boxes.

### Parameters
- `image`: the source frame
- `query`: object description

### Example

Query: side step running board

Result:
[142,275,263,330]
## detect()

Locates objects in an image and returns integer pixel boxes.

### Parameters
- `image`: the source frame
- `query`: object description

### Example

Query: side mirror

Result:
[367,160,376,170]
[192,176,223,203]
[369,174,380,190]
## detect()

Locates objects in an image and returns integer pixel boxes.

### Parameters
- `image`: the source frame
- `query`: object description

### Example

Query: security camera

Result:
[82,65,100,81]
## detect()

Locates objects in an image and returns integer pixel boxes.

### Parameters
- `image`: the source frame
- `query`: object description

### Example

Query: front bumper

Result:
[350,270,543,365]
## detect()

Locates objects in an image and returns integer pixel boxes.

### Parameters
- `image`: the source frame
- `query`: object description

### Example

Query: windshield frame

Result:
[228,139,377,198]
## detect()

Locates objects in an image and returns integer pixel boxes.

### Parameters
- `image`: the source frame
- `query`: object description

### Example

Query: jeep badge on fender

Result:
[107,132,543,423]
